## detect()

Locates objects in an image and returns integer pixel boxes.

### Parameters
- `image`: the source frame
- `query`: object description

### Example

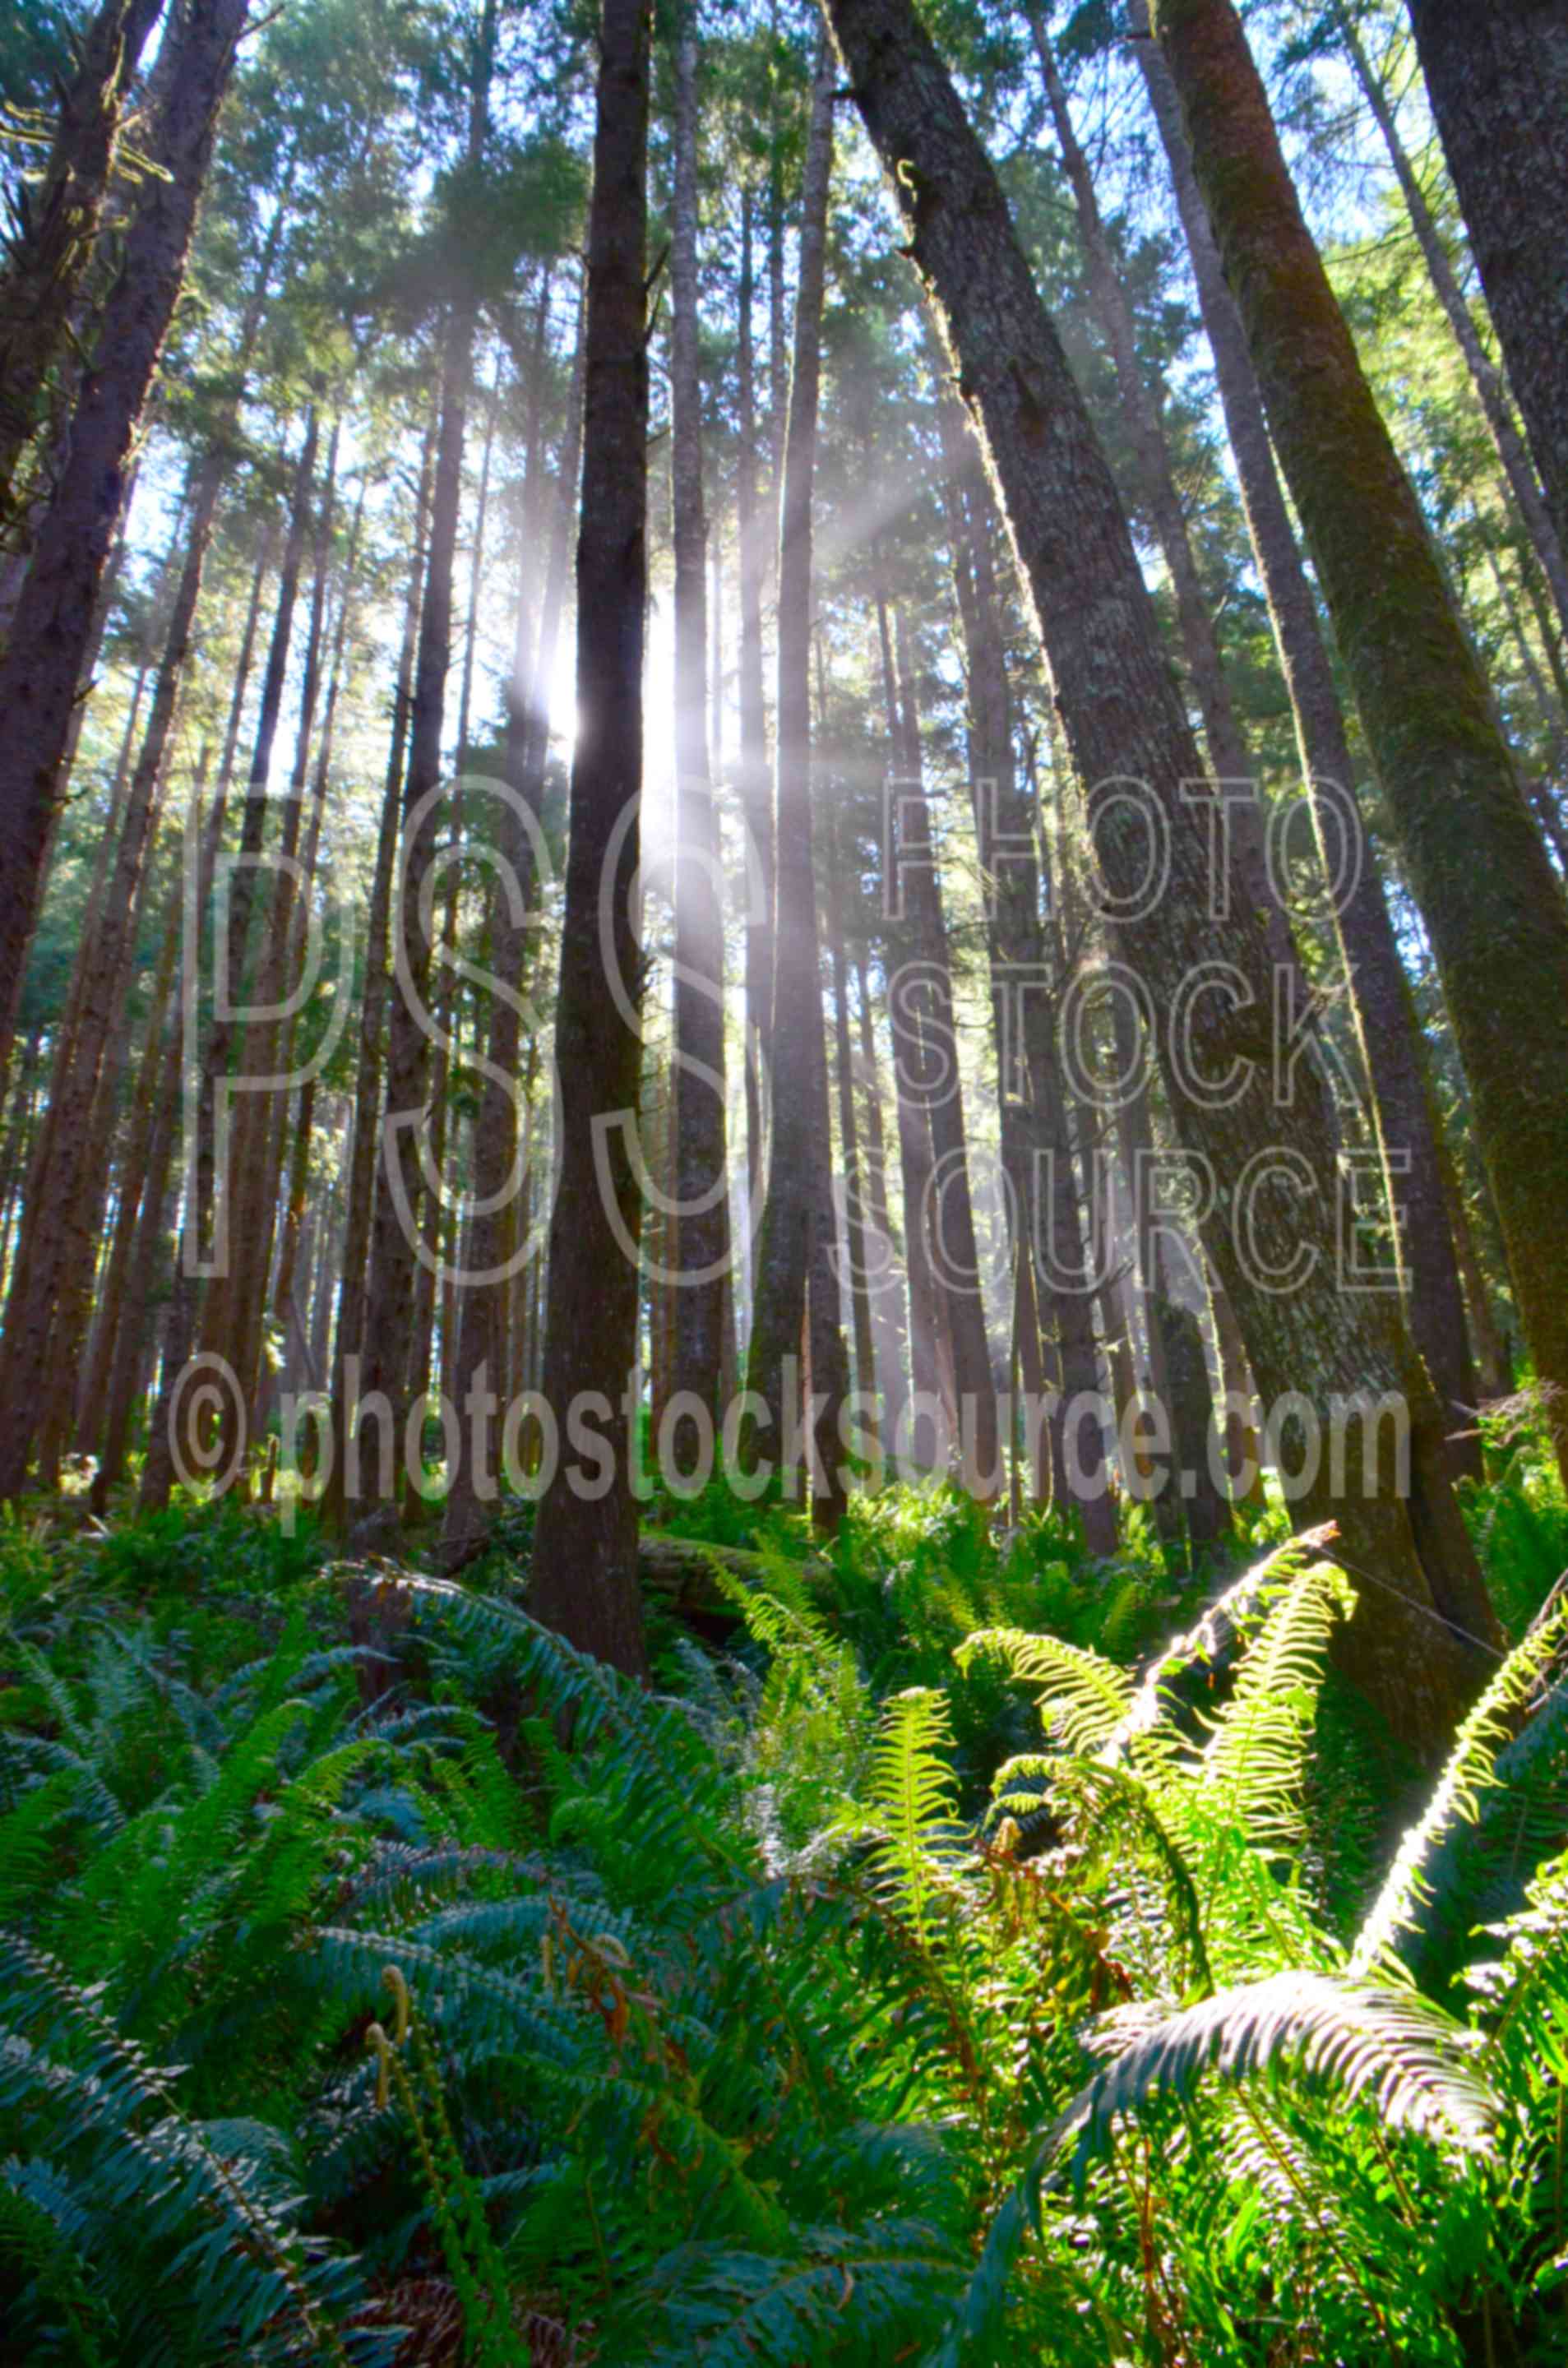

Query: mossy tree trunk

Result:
[1405,0,1568,596]
[744,43,849,1525]
[1151,0,1568,1495]
[821,0,1500,1755]
[528,0,653,1676]
[1133,1,1481,1481]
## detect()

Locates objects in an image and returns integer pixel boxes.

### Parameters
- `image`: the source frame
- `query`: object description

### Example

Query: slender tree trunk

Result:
[440,285,585,1560]
[736,192,774,1228]
[357,7,498,1530]
[745,43,848,1526]
[888,606,1001,1495]
[140,418,319,1508]
[824,0,1500,1754]
[828,870,878,1435]
[0,0,250,1061]
[219,421,340,1440]
[1151,0,1568,1494]
[1329,4,1568,641]
[1404,0,1568,596]
[853,953,909,1448]
[669,12,731,1417]
[0,444,229,1496]
[324,409,437,1529]
[528,0,653,1673]
[1030,7,1291,979]
[0,0,167,522]
[1133,6,1481,1481]
[932,400,1120,1542]
[193,410,321,1390]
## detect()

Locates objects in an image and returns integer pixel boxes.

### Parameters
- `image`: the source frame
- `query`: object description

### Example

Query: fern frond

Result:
[1352,1598,1568,1981]
[849,1688,965,1945]
[1043,1971,1499,2190]
[956,1628,1132,1755]
[1201,1561,1353,1852]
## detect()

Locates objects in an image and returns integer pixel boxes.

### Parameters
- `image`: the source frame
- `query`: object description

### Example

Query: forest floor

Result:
[2,1413,1566,2364]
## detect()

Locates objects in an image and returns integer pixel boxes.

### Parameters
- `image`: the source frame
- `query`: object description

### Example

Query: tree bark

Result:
[0,442,229,1497]
[1331,2,1568,643]
[736,192,774,1227]
[1404,0,1568,602]
[358,3,496,1521]
[823,0,1499,1755]
[744,43,848,1523]
[324,407,437,1529]
[1029,7,1292,982]
[0,0,250,1068]
[527,0,653,1675]
[668,12,731,1417]
[1133,5,1481,1483]
[887,605,1001,1496]
[1152,0,1568,1494]
[0,0,167,524]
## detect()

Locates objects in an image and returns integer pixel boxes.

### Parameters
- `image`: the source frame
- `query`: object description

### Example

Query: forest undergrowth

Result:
[2,1408,1567,2366]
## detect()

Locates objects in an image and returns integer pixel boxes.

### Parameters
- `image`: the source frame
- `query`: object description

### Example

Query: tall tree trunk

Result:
[828,865,878,1436]
[1330,3,1568,641]
[358,3,496,1523]
[931,392,1119,1543]
[440,284,586,1561]
[194,410,321,1390]
[736,191,774,1226]
[1132,4,1481,1482]
[140,417,320,1510]
[888,605,1001,1496]
[528,0,653,1673]
[824,0,1499,1755]
[0,0,250,1062]
[668,12,731,1417]
[1151,0,1568,1493]
[0,0,167,522]
[1404,0,1568,597]
[1029,7,1290,979]
[220,420,340,1441]
[0,442,229,1497]
[745,43,848,1527]
[853,953,909,1449]
[324,408,437,1529]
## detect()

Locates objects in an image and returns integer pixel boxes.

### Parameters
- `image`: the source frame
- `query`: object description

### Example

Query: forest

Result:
[2,0,1568,2356]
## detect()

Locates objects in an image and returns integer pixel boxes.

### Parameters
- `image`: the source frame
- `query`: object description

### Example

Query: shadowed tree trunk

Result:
[668,12,731,1418]
[441,293,586,1564]
[926,382,1119,1539]
[1131,2,1481,1482]
[744,43,849,1528]
[1151,0,1568,1494]
[827,863,878,1438]
[358,0,497,1524]
[736,192,774,1226]
[0,442,233,1498]
[0,0,167,522]
[0,0,250,1067]
[1029,7,1292,982]
[527,0,654,1674]
[887,607,1001,1496]
[1328,2,1568,642]
[192,409,321,1394]
[1404,0,1568,594]
[140,414,321,1510]
[822,0,1501,1755]
[853,953,909,1450]
[323,408,437,1530]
